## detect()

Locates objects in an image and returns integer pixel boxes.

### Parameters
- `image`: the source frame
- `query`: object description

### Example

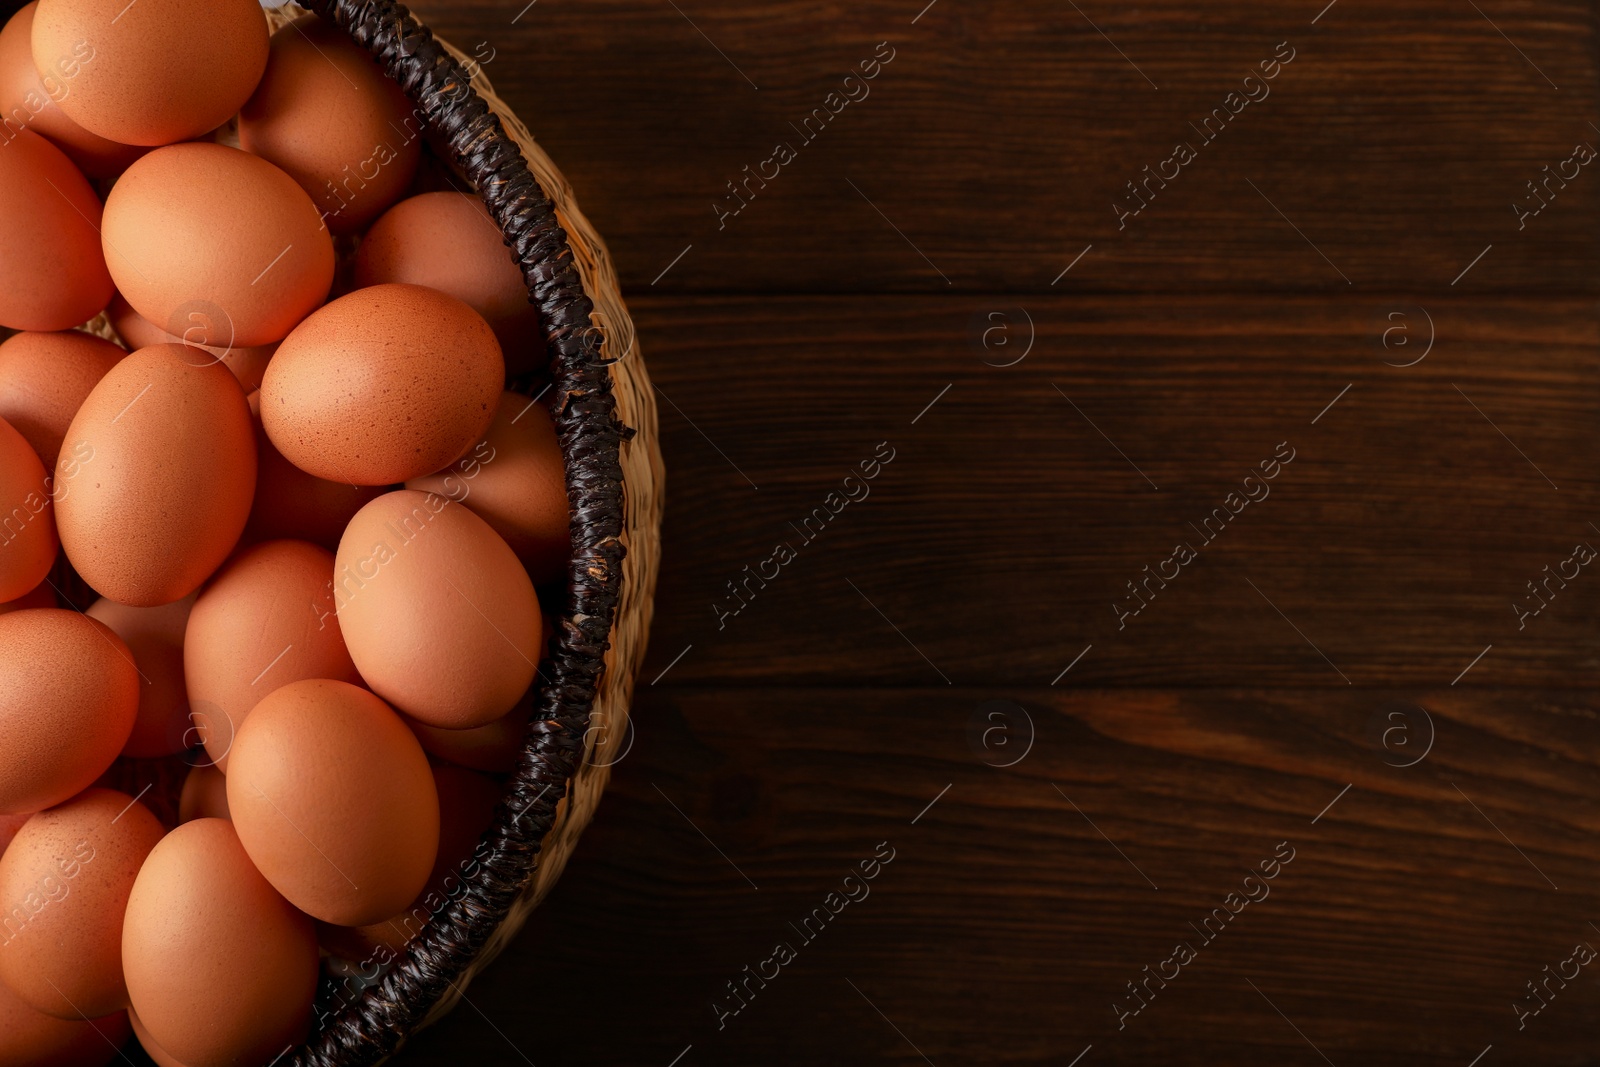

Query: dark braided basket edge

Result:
[285,3,628,1063]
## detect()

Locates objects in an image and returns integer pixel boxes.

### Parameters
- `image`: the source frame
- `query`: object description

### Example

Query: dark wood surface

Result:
[146,0,1600,1063]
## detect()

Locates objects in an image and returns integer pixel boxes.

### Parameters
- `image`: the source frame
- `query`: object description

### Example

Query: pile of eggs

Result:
[0,1,574,1064]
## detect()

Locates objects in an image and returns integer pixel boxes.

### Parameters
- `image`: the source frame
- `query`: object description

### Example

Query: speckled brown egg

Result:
[102,143,334,347]
[123,818,317,1067]
[54,344,255,607]
[227,679,439,926]
[185,539,360,771]
[320,762,500,960]
[260,283,503,485]
[31,0,268,147]
[177,764,228,824]
[408,391,570,586]
[0,414,56,602]
[243,391,383,551]
[0,788,165,1018]
[239,14,420,235]
[0,129,113,331]
[0,978,129,1067]
[0,4,143,178]
[355,192,544,373]
[0,610,138,814]
[336,491,542,728]
[0,330,124,469]
[86,594,193,758]
[108,293,276,394]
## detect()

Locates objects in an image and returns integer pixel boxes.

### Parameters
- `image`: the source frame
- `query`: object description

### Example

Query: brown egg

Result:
[176,764,228,824]
[321,762,500,960]
[54,344,256,606]
[260,283,503,485]
[0,788,164,1018]
[102,143,334,347]
[0,330,123,469]
[408,701,532,775]
[336,491,542,728]
[0,129,113,331]
[0,414,56,602]
[227,679,439,926]
[31,0,268,147]
[355,192,543,373]
[243,391,383,551]
[0,579,54,615]
[185,539,359,771]
[86,594,193,758]
[107,293,276,393]
[240,14,420,235]
[0,979,129,1067]
[0,610,137,814]
[129,1009,189,1067]
[408,391,570,586]
[0,3,143,177]
[123,818,317,1067]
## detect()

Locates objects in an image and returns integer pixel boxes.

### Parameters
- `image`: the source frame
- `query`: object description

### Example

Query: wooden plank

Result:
[630,293,1600,689]
[399,685,1600,1066]
[410,0,1600,294]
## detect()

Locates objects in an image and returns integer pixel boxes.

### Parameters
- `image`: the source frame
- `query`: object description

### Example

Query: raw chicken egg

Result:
[0,413,56,602]
[243,391,383,551]
[0,787,164,1019]
[240,14,420,235]
[226,679,439,926]
[108,293,276,394]
[0,978,129,1067]
[0,3,143,177]
[336,490,542,728]
[260,283,503,485]
[0,129,113,331]
[85,594,193,758]
[54,344,256,607]
[123,818,317,1067]
[185,539,360,771]
[102,143,334,347]
[0,330,124,468]
[177,764,228,824]
[408,391,570,586]
[354,191,543,372]
[31,0,268,146]
[0,609,138,814]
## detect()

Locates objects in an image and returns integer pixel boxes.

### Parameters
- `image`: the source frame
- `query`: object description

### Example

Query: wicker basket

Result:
[226,3,661,1063]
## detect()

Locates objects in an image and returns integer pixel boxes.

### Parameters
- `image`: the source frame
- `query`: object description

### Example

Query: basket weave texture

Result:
[237,3,665,1063]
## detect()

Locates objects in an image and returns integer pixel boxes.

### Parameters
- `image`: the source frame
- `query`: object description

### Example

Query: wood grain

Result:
[409,0,1600,295]
[631,294,1600,689]
[398,686,1600,1066]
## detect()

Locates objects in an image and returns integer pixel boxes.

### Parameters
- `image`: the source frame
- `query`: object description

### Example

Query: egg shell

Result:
[102,143,334,347]
[408,391,570,586]
[0,330,124,469]
[176,764,228,824]
[354,192,544,372]
[243,391,384,551]
[0,979,129,1067]
[320,762,501,960]
[129,1008,192,1067]
[31,0,267,147]
[0,129,113,331]
[184,539,359,771]
[0,414,56,602]
[107,294,276,394]
[239,14,420,236]
[85,594,193,758]
[54,344,256,607]
[226,679,439,926]
[0,788,164,1018]
[0,579,54,616]
[0,3,143,178]
[0,812,29,858]
[123,818,316,1067]
[0,610,138,814]
[407,701,532,775]
[336,490,542,728]
[260,283,503,485]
